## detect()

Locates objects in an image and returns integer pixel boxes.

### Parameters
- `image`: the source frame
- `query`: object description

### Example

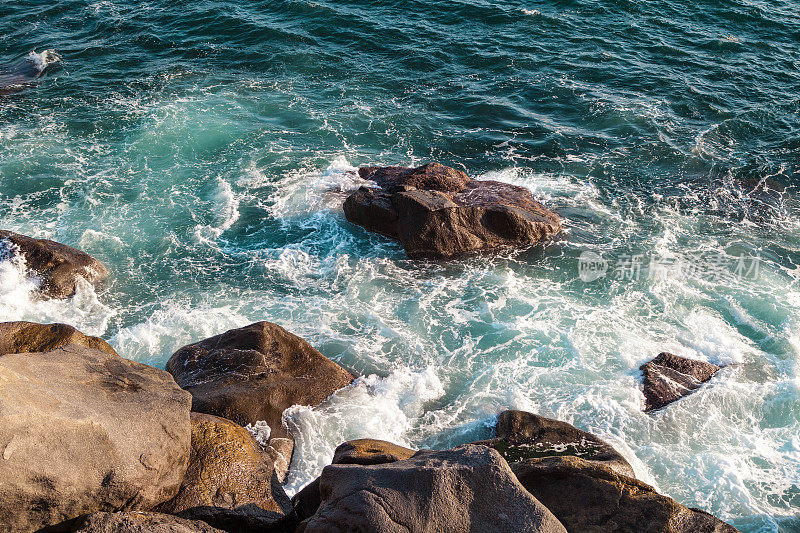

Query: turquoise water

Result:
[1,0,799,530]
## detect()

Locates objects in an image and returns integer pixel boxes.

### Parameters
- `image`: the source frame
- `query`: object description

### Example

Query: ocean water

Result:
[1,0,799,530]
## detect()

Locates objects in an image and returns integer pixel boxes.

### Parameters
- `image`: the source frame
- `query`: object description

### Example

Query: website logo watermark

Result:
[578,250,761,283]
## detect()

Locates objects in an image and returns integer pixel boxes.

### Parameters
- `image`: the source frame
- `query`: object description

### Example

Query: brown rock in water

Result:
[358,162,471,192]
[0,345,192,532]
[0,230,108,299]
[512,456,739,533]
[344,163,562,258]
[157,414,292,515]
[165,322,354,439]
[0,321,117,357]
[641,353,722,411]
[70,512,225,533]
[331,438,416,466]
[473,410,635,477]
[297,444,567,533]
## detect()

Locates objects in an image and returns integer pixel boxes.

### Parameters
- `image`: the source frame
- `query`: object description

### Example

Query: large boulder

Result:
[157,414,291,515]
[512,456,739,533]
[165,322,353,439]
[640,353,722,411]
[297,444,567,533]
[343,162,562,258]
[70,512,225,532]
[291,439,417,522]
[473,410,635,477]
[0,230,108,299]
[0,321,117,357]
[0,345,192,532]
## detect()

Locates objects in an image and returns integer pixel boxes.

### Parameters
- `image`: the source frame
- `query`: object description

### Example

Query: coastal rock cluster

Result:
[0,187,738,532]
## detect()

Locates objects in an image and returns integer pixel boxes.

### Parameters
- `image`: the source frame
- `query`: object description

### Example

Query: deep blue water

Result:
[1,1,799,530]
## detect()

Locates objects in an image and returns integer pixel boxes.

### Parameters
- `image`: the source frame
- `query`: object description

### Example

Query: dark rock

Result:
[70,512,224,532]
[165,322,354,439]
[157,414,291,515]
[297,444,567,533]
[331,438,416,466]
[177,505,297,533]
[0,230,108,299]
[511,456,739,533]
[0,345,192,532]
[0,321,117,357]
[473,410,634,477]
[641,353,722,411]
[344,163,561,258]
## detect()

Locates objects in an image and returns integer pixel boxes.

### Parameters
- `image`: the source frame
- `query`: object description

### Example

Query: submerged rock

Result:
[343,162,562,258]
[157,413,291,515]
[0,344,191,532]
[512,456,739,533]
[0,230,108,299]
[297,444,567,533]
[640,353,722,411]
[0,321,117,357]
[71,512,225,532]
[473,410,635,477]
[166,322,354,440]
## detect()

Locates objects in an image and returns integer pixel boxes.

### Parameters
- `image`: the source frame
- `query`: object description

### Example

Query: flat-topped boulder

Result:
[0,230,108,299]
[166,322,354,439]
[472,410,634,477]
[157,413,291,515]
[331,438,417,466]
[0,321,117,357]
[641,353,723,411]
[297,444,566,533]
[344,163,562,258]
[512,456,739,533]
[0,344,192,531]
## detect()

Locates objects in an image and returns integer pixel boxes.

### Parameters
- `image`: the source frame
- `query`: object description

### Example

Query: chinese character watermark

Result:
[578,250,761,283]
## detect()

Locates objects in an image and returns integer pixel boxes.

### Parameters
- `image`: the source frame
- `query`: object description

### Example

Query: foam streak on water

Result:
[1,0,799,530]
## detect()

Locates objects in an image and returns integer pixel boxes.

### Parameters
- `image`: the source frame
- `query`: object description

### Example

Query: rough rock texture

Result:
[512,456,739,533]
[0,345,192,532]
[0,321,117,357]
[158,414,291,515]
[71,512,225,533]
[640,353,722,411]
[344,163,562,258]
[331,438,417,466]
[297,444,567,533]
[0,230,108,299]
[166,322,353,439]
[292,439,417,522]
[473,410,634,477]
[177,505,295,533]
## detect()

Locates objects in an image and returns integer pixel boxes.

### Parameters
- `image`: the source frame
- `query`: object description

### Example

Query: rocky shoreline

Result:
[0,164,739,532]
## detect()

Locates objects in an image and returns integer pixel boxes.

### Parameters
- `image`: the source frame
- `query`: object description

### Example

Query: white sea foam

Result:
[0,238,114,336]
[282,367,445,495]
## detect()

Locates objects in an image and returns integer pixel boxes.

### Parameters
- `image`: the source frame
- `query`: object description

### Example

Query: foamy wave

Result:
[0,239,113,336]
[282,367,445,495]
[111,304,249,365]
[27,50,61,72]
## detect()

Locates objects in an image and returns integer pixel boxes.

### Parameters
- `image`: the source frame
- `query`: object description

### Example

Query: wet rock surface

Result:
[641,352,722,411]
[344,163,562,258]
